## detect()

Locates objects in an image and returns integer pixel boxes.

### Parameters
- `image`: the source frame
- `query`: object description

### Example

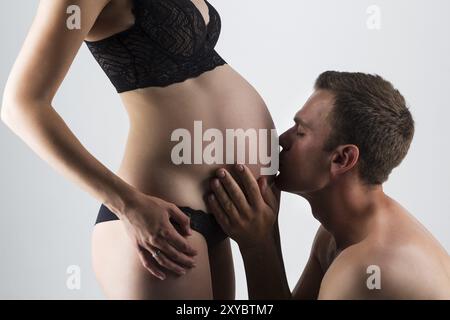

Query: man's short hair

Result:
[315,71,415,185]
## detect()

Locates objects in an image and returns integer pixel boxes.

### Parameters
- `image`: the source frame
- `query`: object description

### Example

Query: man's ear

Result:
[330,144,359,178]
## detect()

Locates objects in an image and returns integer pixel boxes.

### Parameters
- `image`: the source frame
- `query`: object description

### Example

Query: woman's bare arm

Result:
[0,0,133,213]
[0,0,198,279]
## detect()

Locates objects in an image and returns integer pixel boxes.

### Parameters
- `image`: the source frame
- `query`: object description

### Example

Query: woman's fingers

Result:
[163,224,197,256]
[168,205,192,236]
[152,234,197,269]
[136,243,166,280]
[161,207,198,256]
[147,244,189,276]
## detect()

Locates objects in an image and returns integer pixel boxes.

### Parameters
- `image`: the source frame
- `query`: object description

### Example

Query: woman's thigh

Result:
[209,238,236,300]
[92,220,213,299]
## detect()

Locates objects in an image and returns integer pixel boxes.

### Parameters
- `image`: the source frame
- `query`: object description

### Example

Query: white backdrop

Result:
[0,0,449,299]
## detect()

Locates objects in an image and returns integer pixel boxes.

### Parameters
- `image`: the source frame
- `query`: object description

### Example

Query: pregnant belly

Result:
[116,65,278,211]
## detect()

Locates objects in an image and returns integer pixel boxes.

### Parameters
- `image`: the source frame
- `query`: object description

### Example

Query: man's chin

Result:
[275,173,302,194]
[274,174,287,191]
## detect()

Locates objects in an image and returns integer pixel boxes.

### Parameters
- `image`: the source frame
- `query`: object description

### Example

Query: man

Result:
[206,71,450,299]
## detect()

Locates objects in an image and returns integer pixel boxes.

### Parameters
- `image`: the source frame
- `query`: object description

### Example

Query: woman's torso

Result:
[86,0,276,212]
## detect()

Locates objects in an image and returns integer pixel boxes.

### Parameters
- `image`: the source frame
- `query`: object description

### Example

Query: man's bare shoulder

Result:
[317,237,450,299]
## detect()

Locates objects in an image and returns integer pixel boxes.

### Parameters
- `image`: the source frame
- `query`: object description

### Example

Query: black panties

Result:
[95,203,228,248]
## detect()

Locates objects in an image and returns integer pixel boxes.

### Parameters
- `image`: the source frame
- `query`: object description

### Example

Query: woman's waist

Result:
[115,64,279,209]
[118,155,275,186]
[122,79,277,156]
[120,117,279,181]
[116,162,271,212]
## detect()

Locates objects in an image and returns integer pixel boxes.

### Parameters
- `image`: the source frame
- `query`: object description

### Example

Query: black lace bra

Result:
[84,0,227,93]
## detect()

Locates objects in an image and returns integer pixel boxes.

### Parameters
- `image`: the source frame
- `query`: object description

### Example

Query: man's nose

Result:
[279,130,290,150]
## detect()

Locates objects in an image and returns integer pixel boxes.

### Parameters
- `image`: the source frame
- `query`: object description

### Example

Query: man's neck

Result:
[303,180,387,251]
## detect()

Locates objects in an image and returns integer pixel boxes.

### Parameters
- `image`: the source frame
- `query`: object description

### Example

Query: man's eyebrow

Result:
[294,116,310,129]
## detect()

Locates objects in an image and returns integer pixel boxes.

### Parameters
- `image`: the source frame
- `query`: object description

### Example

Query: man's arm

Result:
[238,217,329,300]
[208,164,291,299]
[208,165,335,300]
[238,221,330,300]
[239,229,292,300]
[291,226,330,299]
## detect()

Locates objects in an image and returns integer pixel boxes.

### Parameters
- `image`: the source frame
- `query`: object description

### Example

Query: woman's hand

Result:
[207,164,281,250]
[119,191,198,280]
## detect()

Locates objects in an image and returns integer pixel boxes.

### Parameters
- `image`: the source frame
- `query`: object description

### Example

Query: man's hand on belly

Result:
[206,164,280,250]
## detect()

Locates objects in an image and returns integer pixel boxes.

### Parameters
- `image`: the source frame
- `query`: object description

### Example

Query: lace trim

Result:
[84,0,227,93]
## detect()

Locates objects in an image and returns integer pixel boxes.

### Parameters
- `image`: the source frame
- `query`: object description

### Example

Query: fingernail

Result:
[217,169,225,178]
[236,164,244,171]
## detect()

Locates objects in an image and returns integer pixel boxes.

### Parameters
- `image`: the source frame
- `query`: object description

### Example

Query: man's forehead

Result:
[295,90,335,126]
[294,90,334,122]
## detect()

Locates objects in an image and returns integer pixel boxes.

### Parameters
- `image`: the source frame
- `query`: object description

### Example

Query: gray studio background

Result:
[1,0,449,299]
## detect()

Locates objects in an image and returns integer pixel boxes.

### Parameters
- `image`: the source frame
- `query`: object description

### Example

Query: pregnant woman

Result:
[1,0,276,299]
